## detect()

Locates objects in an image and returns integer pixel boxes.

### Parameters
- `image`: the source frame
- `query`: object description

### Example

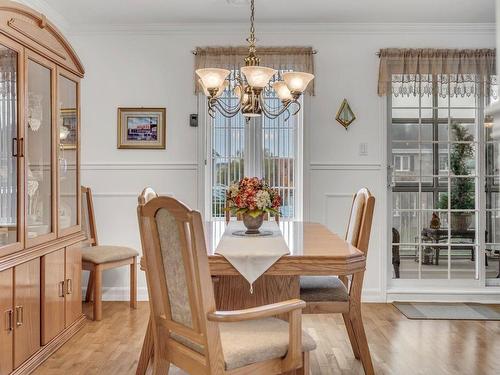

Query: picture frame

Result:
[59,108,77,150]
[117,107,166,149]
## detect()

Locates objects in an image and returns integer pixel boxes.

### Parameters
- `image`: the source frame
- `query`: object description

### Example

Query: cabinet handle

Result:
[18,137,24,157]
[12,137,18,157]
[59,280,66,298]
[15,306,23,327]
[4,309,13,331]
[66,278,73,295]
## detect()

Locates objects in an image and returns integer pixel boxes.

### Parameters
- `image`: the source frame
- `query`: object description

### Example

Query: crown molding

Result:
[67,22,496,37]
[8,2,496,37]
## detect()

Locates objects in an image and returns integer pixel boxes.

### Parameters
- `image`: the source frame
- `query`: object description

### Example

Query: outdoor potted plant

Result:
[226,177,281,234]
[438,123,475,230]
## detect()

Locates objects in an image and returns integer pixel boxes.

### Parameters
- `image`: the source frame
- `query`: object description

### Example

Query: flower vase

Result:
[242,212,264,234]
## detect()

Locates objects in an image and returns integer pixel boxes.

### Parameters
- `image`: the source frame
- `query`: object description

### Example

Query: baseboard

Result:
[387,288,500,303]
[83,286,150,302]
[361,288,386,303]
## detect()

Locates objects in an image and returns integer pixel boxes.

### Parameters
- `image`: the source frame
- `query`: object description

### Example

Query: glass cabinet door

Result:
[0,42,21,252]
[26,57,54,244]
[58,73,78,233]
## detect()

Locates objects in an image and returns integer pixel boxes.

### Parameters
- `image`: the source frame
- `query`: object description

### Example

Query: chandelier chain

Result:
[197,0,313,120]
[248,0,256,52]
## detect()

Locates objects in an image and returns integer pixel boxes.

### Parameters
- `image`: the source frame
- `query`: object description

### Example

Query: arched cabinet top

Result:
[0,0,84,77]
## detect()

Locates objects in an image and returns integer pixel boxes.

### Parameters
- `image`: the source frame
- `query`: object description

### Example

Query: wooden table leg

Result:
[136,317,154,375]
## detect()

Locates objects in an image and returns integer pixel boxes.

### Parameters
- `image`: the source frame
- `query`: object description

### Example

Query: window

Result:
[390,74,498,280]
[206,71,302,221]
[394,155,411,172]
[438,154,449,173]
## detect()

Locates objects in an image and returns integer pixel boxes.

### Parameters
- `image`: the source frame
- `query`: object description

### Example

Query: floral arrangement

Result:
[226,177,281,218]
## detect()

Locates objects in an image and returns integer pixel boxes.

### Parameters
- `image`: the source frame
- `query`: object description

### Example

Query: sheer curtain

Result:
[0,48,17,225]
[378,48,496,98]
[196,46,312,220]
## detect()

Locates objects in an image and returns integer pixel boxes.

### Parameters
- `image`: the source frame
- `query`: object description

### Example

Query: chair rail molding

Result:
[310,162,382,171]
[81,162,198,171]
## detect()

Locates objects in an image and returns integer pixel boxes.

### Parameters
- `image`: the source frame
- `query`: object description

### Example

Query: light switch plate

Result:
[359,142,368,156]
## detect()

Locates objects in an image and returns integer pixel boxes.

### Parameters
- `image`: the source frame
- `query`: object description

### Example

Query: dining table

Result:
[135,220,367,375]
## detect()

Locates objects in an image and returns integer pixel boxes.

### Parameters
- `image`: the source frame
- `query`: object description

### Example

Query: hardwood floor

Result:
[33,302,500,375]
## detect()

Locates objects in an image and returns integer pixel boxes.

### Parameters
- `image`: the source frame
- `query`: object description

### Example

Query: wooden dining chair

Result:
[136,187,158,375]
[299,187,375,375]
[81,186,139,321]
[137,194,316,375]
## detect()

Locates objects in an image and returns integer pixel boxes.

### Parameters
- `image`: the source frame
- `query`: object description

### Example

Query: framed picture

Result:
[117,107,166,149]
[60,108,77,150]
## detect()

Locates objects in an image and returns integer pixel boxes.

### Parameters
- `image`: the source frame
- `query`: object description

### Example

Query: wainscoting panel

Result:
[80,163,199,298]
[309,165,386,301]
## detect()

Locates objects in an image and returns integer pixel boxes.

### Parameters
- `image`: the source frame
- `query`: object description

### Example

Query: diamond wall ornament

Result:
[335,99,356,130]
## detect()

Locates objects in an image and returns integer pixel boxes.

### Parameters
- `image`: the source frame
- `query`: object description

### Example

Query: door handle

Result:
[59,280,66,298]
[387,165,395,188]
[4,309,13,331]
[15,306,23,327]
[66,278,72,295]
[12,137,17,157]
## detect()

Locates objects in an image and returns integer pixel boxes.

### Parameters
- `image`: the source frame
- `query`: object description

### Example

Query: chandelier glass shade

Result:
[196,0,314,120]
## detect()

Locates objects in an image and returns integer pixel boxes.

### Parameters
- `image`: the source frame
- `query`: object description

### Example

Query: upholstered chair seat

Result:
[82,245,138,264]
[172,317,316,370]
[299,276,349,302]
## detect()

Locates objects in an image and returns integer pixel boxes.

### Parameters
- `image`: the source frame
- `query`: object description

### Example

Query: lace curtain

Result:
[194,46,315,95]
[0,48,17,225]
[378,48,496,98]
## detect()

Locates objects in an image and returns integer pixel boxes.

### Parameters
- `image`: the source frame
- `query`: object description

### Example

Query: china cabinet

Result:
[0,1,85,374]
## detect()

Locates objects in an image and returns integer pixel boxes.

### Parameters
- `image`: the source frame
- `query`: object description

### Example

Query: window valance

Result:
[194,46,315,95]
[378,48,496,98]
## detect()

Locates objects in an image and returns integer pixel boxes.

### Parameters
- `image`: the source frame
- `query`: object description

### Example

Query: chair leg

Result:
[152,344,169,375]
[93,265,103,321]
[136,318,154,375]
[295,352,310,375]
[85,270,94,303]
[130,258,137,309]
[349,308,374,375]
[342,312,360,359]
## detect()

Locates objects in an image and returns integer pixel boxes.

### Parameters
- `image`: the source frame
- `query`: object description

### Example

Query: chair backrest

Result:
[81,186,98,247]
[138,187,158,205]
[137,194,224,373]
[345,188,375,254]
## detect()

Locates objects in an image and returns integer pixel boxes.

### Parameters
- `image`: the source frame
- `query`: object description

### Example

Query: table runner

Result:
[215,221,290,292]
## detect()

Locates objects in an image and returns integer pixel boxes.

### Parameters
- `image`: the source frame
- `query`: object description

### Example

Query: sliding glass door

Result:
[389,75,499,282]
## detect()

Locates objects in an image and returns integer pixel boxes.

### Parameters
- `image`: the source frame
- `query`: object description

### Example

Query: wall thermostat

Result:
[190,114,198,127]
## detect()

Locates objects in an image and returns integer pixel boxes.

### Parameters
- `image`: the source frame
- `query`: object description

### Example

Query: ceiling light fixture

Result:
[196,0,314,120]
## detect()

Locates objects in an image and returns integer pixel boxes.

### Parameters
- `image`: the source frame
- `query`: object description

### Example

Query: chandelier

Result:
[196,0,314,120]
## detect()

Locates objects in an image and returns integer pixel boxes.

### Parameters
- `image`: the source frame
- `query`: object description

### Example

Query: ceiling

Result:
[41,0,494,26]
